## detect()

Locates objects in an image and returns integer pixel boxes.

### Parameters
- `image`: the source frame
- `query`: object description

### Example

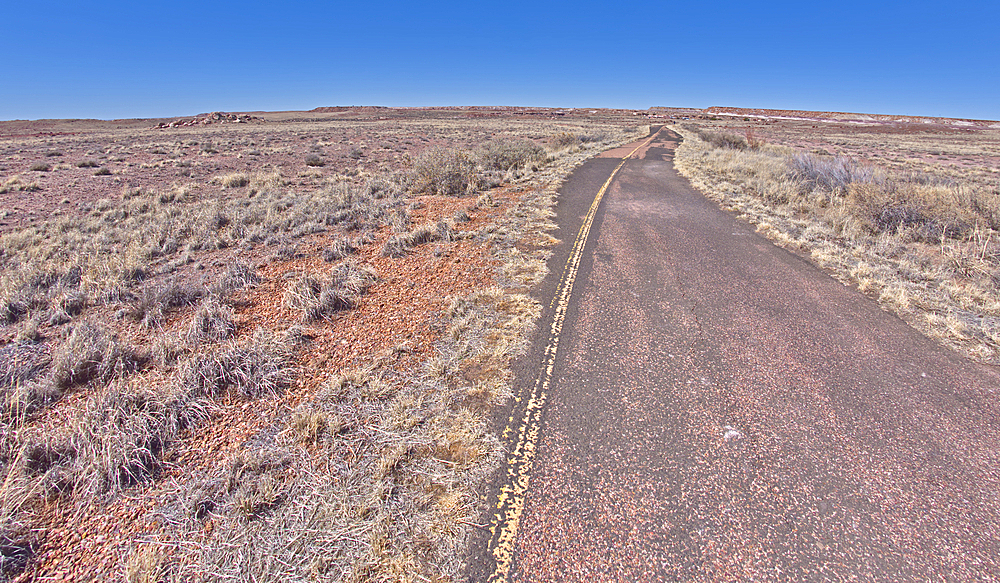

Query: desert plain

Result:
[1,105,998,582]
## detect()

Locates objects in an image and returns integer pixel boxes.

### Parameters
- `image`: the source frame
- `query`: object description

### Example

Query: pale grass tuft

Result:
[214,172,250,188]
[0,175,40,194]
[125,542,174,583]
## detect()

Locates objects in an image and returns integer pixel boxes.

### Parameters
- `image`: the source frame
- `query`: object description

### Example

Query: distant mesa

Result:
[310,106,388,113]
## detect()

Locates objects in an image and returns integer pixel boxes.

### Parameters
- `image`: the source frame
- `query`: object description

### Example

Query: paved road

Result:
[474,129,1000,581]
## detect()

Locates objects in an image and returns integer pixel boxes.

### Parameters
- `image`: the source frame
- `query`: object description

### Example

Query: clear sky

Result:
[2,0,997,121]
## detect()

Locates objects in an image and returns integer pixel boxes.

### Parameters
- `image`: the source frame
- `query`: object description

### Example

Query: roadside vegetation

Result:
[672,123,1000,363]
[0,114,645,581]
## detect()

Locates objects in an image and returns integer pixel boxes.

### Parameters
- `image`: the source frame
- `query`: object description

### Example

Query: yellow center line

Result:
[488,130,660,582]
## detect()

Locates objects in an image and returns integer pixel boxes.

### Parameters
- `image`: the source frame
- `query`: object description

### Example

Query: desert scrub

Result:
[177,332,290,399]
[0,322,147,424]
[212,261,262,296]
[283,262,377,321]
[50,322,148,389]
[549,130,615,151]
[144,288,539,581]
[694,129,753,151]
[322,237,358,262]
[130,278,206,328]
[50,382,209,496]
[248,170,285,194]
[0,177,404,306]
[672,124,1000,363]
[0,343,51,391]
[0,115,651,580]
[382,220,456,257]
[0,266,83,325]
[551,132,581,149]
[16,331,289,508]
[214,172,250,188]
[0,343,56,419]
[410,147,481,196]
[187,298,237,344]
[477,138,546,172]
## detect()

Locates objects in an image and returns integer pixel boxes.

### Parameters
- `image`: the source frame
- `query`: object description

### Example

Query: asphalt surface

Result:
[472,129,1000,581]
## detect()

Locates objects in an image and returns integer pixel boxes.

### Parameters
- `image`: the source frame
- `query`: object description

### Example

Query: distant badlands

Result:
[667,106,1000,128]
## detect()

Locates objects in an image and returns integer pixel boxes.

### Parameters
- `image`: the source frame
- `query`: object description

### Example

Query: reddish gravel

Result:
[484,130,1000,581]
[12,187,516,582]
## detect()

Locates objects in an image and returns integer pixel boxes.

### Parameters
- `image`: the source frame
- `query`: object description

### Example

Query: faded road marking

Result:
[487,131,660,582]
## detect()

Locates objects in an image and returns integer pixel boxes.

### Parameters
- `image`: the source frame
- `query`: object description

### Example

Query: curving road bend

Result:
[475,129,1000,581]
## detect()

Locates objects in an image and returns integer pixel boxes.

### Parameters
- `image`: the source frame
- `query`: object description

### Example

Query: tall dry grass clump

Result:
[478,138,547,173]
[283,263,377,321]
[410,148,481,196]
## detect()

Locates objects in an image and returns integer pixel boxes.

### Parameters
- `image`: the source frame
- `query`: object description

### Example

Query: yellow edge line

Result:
[487,131,659,582]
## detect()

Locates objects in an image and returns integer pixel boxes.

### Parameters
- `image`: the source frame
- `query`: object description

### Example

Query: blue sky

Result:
[2,0,997,120]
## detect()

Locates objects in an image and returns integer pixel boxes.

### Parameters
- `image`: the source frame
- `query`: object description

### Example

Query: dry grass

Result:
[382,220,456,257]
[672,123,1000,363]
[0,176,40,194]
[410,148,481,196]
[0,322,148,421]
[0,112,648,581]
[145,287,541,582]
[283,263,377,322]
[213,172,250,189]
[322,237,358,262]
[186,299,237,344]
[478,138,546,173]
[177,332,290,399]
[0,176,405,329]
[13,332,288,505]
